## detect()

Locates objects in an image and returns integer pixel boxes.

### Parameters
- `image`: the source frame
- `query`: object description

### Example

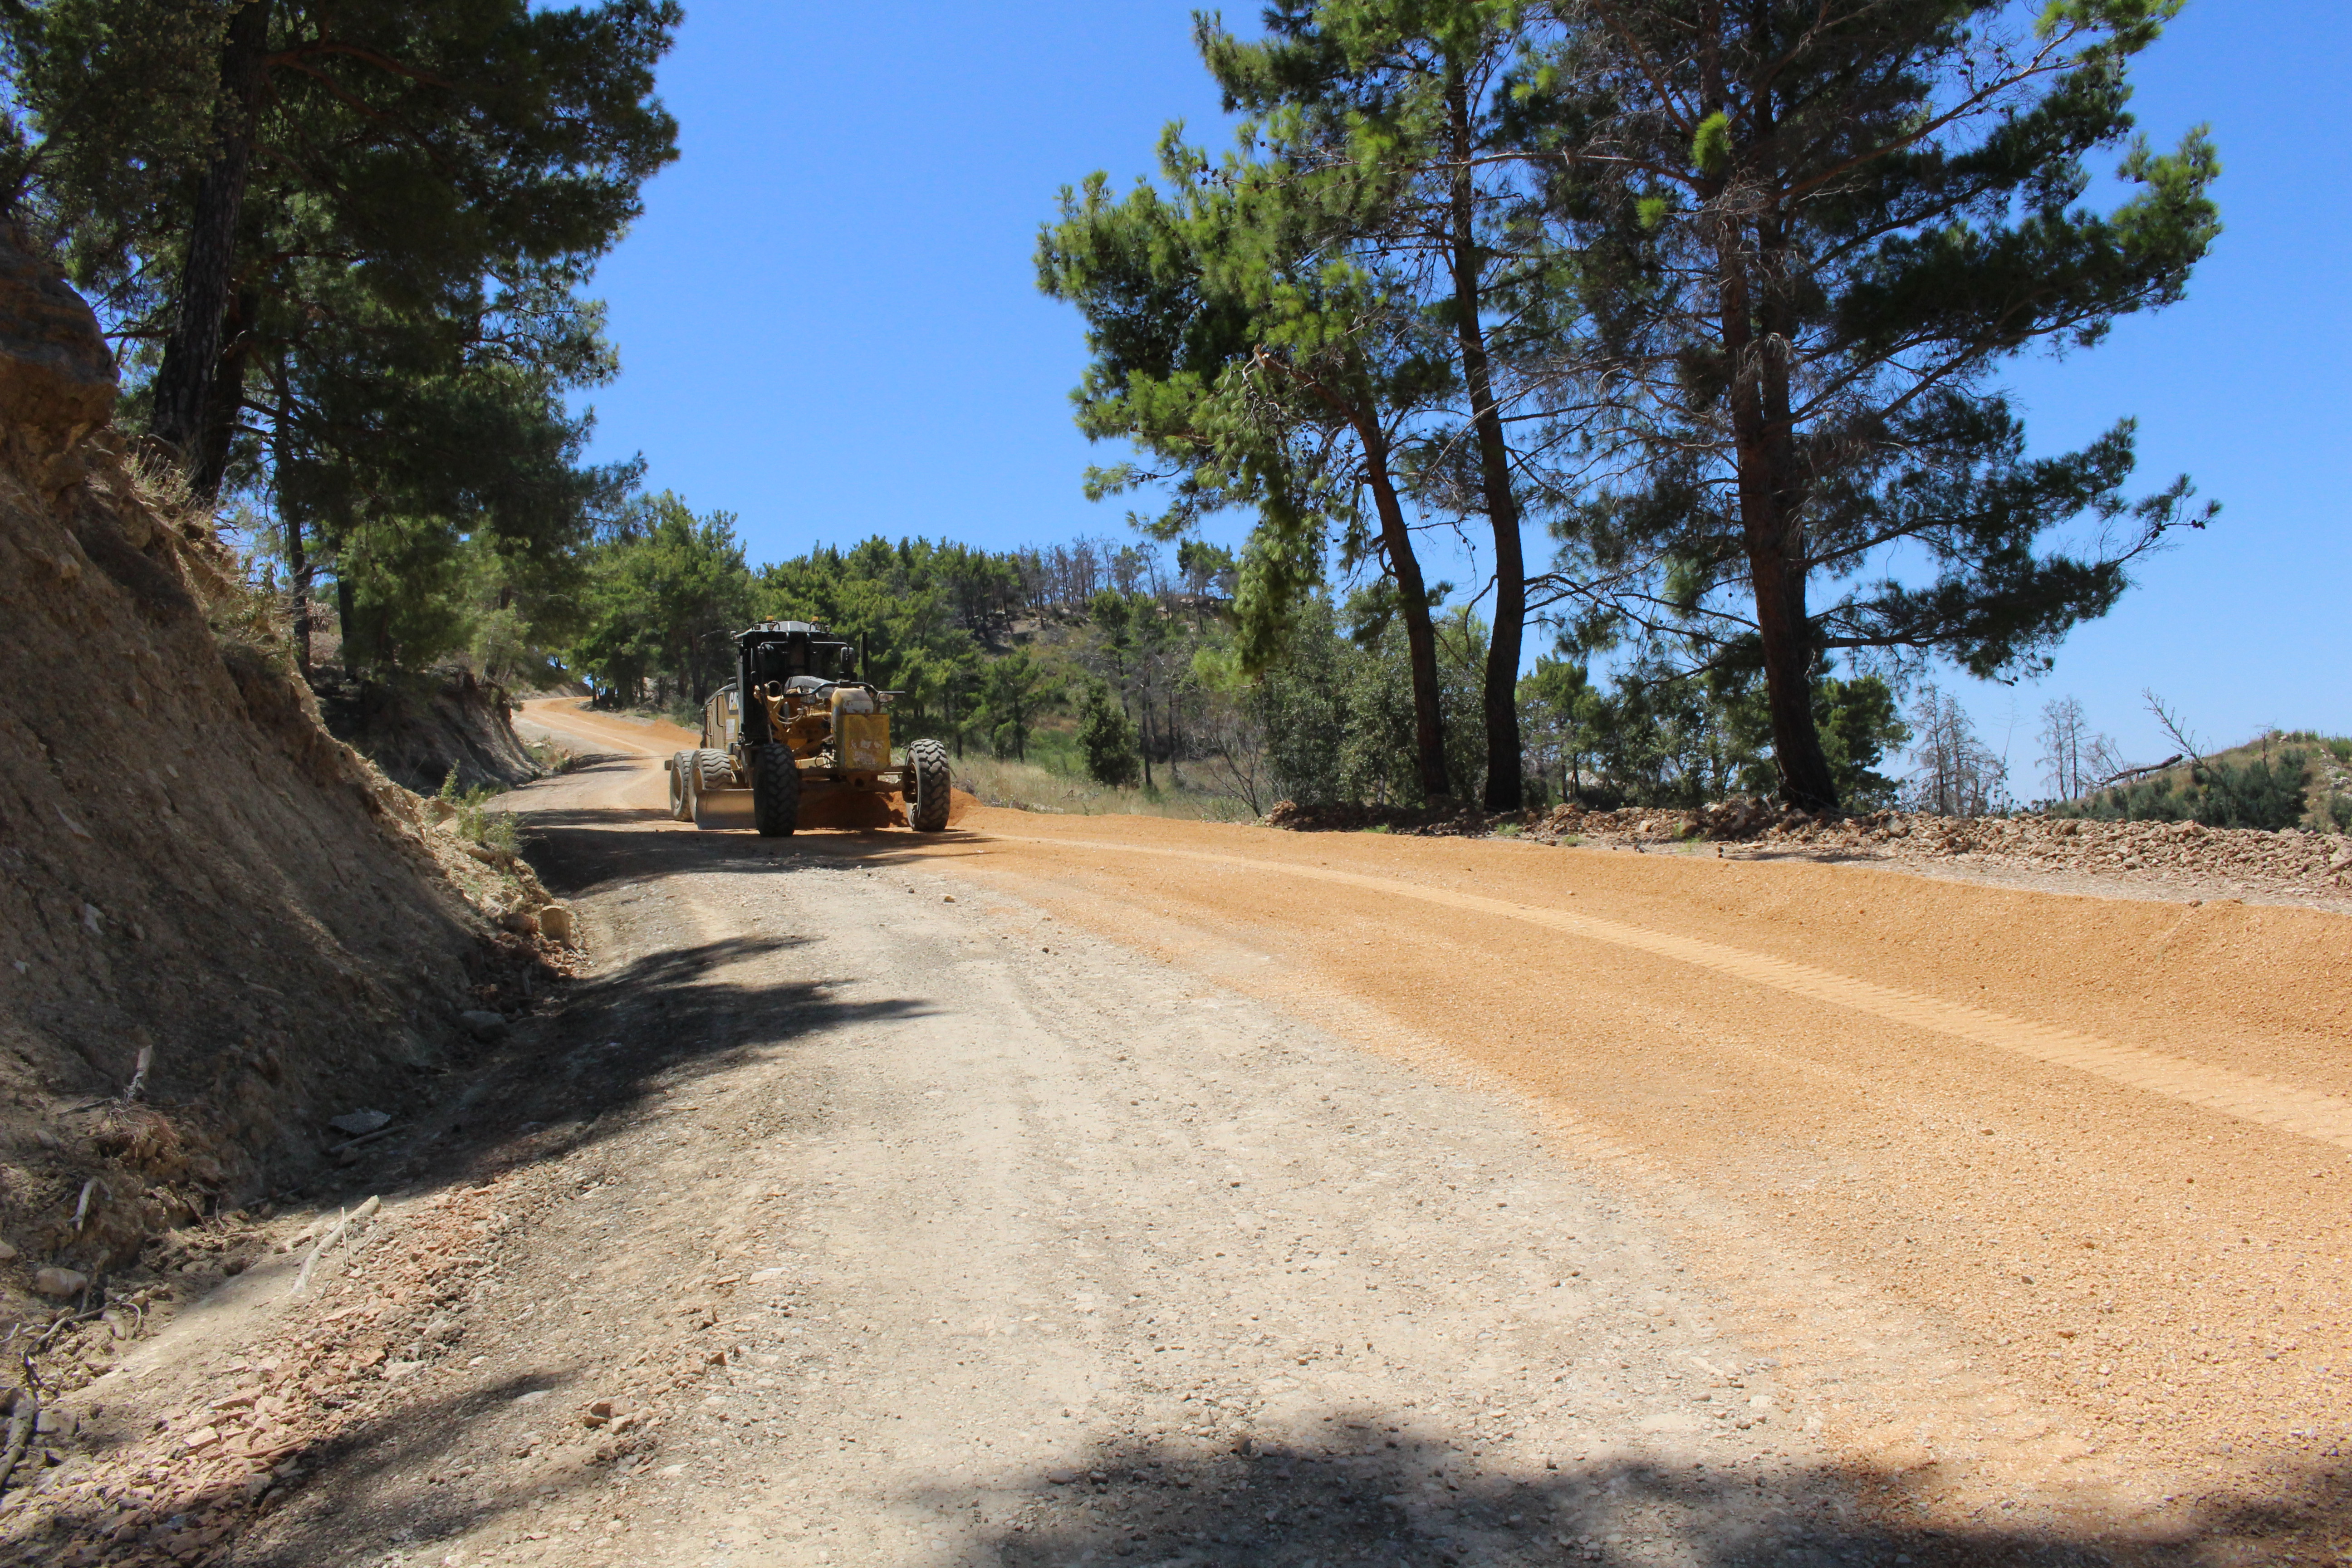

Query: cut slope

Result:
[0,226,554,1316]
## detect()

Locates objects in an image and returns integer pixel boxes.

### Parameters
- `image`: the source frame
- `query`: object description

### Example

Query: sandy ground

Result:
[24,701,2349,1567]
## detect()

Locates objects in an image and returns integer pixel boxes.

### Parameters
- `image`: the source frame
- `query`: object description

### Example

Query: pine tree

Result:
[1198,1,1556,810]
[1038,122,1459,801]
[5,0,680,673]
[1078,681,1143,788]
[1524,0,2219,808]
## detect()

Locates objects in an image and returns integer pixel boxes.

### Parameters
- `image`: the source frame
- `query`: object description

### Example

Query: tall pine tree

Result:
[1039,128,1460,801]
[1523,0,2218,808]
[1199,0,1558,809]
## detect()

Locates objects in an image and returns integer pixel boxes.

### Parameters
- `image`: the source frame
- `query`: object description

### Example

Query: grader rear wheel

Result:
[668,752,694,821]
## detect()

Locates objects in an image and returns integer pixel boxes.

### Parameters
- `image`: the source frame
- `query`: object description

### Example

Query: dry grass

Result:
[949,752,1259,823]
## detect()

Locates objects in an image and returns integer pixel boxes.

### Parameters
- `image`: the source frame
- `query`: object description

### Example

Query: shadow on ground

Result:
[165,1420,2352,1567]
[947,1431,2346,1568]
[322,933,929,1204]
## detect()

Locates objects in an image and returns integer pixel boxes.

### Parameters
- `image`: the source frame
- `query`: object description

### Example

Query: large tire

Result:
[694,748,735,791]
[752,742,799,838]
[667,751,694,821]
[906,737,951,832]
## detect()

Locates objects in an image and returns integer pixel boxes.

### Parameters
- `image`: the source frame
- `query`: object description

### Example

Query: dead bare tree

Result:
[1906,686,2010,818]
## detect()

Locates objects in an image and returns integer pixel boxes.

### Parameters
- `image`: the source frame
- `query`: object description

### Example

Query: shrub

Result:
[1077,682,1142,788]
[2050,750,2311,831]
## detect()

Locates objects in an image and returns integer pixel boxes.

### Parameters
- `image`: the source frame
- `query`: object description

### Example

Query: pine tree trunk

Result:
[1709,20,1838,812]
[191,285,258,498]
[1446,74,1525,813]
[149,0,274,478]
[271,356,309,675]
[1357,418,1450,803]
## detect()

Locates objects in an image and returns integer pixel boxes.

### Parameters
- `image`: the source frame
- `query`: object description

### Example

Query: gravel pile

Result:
[1268,797,2352,905]
[1527,800,2352,903]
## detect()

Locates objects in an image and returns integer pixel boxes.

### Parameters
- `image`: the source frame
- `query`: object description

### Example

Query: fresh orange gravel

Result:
[894,808,2352,1530]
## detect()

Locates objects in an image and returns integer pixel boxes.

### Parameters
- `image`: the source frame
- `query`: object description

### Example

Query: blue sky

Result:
[577,3,2352,776]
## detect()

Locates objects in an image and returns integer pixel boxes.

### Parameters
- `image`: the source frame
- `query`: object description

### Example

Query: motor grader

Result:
[664,620,951,836]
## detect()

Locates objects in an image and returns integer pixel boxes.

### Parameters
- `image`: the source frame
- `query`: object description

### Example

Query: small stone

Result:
[458,1009,507,1040]
[327,1109,391,1137]
[0,1240,16,1261]
[941,893,956,903]
[31,1265,87,1299]
[382,1359,426,1382]
[180,1425,222,1451]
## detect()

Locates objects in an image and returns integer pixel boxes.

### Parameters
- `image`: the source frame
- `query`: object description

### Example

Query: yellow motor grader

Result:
[663,620,951,836]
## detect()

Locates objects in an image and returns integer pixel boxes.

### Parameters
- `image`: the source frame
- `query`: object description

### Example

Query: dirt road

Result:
[38,701,2349,1567]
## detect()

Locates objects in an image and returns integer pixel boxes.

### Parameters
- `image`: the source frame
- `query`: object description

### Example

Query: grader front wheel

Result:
[752,742,799,838]
[907,738,951,832]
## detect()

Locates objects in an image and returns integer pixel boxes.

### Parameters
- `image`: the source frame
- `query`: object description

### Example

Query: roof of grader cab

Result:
[738,620,838,642]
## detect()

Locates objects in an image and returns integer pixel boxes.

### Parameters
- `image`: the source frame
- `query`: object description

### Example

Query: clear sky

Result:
[577,2,2352,778]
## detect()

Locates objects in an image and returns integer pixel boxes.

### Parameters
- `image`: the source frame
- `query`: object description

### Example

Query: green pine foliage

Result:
[1239,593,1488,809]
[1077,682,1142,788]
[1518,0,2220,809]
[3,0,683,674]
[1520,659,1906,812]
[2052,750,2315,832]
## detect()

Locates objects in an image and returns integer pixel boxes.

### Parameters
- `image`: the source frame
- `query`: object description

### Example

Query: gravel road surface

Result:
[37,701,2345,1568]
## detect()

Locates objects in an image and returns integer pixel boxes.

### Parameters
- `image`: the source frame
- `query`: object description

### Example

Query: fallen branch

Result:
[288,1195,382,1297]
[2090,753,2183,789]
[0,1390,38,1495]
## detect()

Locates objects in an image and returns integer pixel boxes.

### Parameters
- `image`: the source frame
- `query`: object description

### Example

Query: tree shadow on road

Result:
[945,1429,2346,1568]
[328,935,931,1200]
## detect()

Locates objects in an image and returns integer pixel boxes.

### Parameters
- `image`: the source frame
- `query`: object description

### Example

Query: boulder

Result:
[458,1009,508,1040]
[0,221,116,455]
[31,1265,89,1300]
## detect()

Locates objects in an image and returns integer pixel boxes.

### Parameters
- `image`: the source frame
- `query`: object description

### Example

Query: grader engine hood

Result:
[831,686,890,773]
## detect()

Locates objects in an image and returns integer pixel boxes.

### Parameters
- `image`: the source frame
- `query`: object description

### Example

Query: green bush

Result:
[439,768,521,854]
[2050,750,2311,831]
[1077,682,1142,788]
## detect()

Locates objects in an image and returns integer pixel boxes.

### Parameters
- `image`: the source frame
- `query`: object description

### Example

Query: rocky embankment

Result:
[0,221,578,1423]
[313,667,543,794]
[1269,797,2352,906]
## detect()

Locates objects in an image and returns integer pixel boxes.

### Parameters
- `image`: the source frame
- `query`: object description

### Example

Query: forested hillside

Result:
[6,0,2311,829]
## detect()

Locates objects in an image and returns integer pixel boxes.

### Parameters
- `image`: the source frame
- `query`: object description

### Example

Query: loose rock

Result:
[31,1265,88,1299]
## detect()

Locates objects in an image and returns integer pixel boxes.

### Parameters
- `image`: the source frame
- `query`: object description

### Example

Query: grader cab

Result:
[663,621,952,837]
